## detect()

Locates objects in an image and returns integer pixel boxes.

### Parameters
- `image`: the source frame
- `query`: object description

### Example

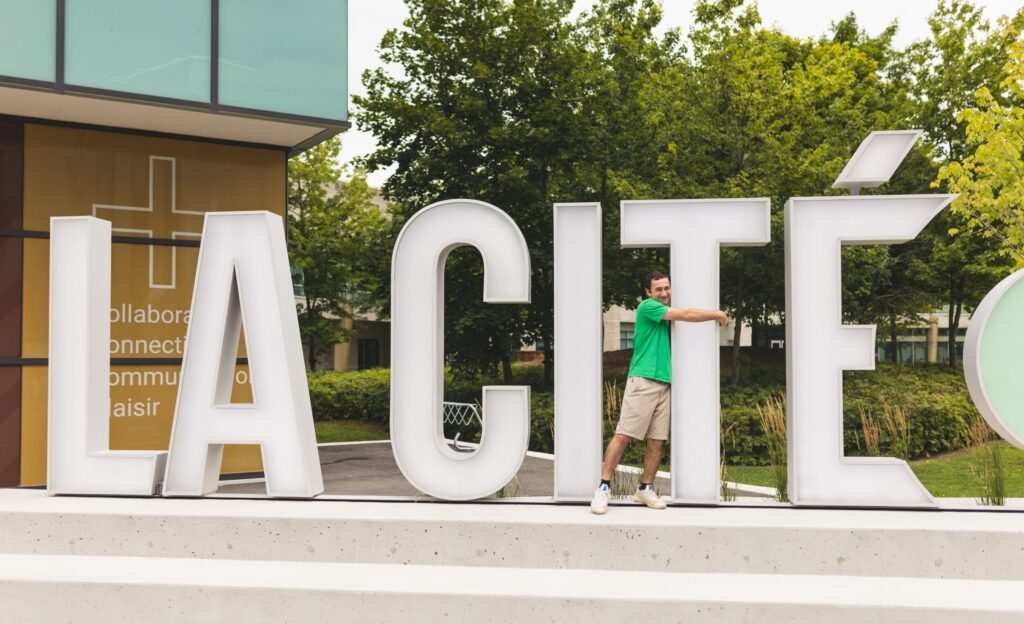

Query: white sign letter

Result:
[48,217,166,495]
[786,131,953,507]
[621,199,770,502]
[163,212,323,497]
[964,268,1024,450]
[553,203,603,499]
[391,199,531,501]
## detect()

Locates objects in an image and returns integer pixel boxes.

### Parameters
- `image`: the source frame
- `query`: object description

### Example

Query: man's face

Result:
[646,277,671,305]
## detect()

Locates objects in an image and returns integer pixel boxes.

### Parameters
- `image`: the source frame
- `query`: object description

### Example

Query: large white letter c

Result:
[391,199,531,500]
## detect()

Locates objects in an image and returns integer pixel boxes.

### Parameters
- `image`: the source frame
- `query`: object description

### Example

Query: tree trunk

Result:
[730,315,742,385]
[948,285,963,367]
[730,276,744,384]
[540,164,553,387]
[307,339,317,371]
[502,354,513,384]
[542,329,554,386]
[889,313,898,364]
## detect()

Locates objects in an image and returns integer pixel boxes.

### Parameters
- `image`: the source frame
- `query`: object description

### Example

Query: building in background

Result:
[876,310,972,365]
[0,0,349,487]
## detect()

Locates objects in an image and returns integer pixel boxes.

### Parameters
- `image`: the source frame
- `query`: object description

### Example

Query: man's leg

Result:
[641,438,664,484]
[633,438,667,509]
[600,433,634,481]
[592,377,655,514]
[633,380,669,510]
[592,433,633,514]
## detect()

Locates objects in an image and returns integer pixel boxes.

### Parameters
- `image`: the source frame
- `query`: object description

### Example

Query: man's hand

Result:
[715,310,729,327]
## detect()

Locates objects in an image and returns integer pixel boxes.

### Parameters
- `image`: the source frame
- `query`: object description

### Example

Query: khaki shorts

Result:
[615,376,670,440]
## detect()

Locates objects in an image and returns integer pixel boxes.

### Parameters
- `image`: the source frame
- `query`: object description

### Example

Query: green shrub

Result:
[307,368,390,423]
[306,358,981,465]
[844,364,975,459]
[529,391,554,453]
[306,362,548,426]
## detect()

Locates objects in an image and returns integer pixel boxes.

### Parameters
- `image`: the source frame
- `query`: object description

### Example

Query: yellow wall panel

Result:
[20,363,261,487]
[20,124,284,485]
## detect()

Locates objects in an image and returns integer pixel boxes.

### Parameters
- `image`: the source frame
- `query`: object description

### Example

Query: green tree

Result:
[653,2,914,380]
[938,30,1024,268]
[356,0,575,382]
[907,2,1023,365]
[569,0,683,313]
[356,0,676,383]
[288,138,390,370]
[919,222,1012,364]
[908,0,1023,162]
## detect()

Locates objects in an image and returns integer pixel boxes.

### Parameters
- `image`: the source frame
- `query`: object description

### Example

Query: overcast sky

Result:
[344,0,1022,187]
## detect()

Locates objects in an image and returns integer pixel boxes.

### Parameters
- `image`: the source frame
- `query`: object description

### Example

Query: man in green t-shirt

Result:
[590,271,728,514]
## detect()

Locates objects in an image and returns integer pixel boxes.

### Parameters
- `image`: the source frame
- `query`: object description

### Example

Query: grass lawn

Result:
[909,443,1024,497]
[722,443,1024,499]
[314,420,389,444]
[722,465,776,488]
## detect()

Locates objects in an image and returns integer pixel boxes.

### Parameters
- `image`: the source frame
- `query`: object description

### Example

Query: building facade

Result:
[0,0,349,487]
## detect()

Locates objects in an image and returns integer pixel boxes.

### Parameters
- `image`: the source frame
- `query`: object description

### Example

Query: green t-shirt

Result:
[627,298,671,383]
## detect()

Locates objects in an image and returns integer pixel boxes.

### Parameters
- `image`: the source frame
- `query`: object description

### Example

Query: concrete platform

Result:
[3,553,1024,623]
[2,490,1023,621]
[1,489,1022,579]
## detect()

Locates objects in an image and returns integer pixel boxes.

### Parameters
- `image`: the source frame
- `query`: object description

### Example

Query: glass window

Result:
[0,0,56,82]
[913,342,926,364]
[620,324,635,350]
[218,0,347,120]
[291,266,305,297]
[899,342,914,365]
[358,339,380,370]
[65,0,211,102]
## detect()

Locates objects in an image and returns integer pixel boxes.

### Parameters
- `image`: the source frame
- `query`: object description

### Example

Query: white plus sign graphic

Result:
[92,156,205,289]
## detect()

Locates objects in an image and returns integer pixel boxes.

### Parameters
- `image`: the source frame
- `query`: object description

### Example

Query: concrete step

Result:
[2,553,1023,623]
[2,489,1023,580]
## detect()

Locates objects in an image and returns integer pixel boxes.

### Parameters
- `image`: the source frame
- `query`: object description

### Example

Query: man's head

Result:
[644,271,671,305]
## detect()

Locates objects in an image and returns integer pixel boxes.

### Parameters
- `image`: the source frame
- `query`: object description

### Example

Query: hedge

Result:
[307,368,390,423]
[307,359,981,465]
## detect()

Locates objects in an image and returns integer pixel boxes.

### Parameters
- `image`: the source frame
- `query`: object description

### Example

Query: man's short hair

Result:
[645,270,670,291]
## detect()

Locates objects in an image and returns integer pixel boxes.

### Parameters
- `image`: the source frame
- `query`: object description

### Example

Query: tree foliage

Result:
[352,0,1024,379]
[288,138,390,369]
[938,26,1024,267]
[357,0,678,382]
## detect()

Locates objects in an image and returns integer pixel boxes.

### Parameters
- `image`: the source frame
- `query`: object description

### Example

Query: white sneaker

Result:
[590,485,610,515]
[632,487,666,509]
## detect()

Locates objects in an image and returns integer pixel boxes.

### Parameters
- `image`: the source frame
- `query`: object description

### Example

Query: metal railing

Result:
[442,401,482,451]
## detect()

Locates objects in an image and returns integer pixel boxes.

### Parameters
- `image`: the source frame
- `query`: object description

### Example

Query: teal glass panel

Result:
[0,0,56,81]
[65,0,210,102]
[219,0,347,121]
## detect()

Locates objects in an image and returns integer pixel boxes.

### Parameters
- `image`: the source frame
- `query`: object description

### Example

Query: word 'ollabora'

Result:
[45,132,1024,507]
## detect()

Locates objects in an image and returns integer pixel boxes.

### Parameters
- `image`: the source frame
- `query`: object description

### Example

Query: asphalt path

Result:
[217,441,673,498]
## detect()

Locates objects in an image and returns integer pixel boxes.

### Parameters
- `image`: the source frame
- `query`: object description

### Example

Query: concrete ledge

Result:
[2,489,1023,580]
[3,554,1024,623]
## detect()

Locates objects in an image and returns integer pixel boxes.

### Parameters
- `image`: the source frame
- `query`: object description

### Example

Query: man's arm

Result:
[662,307,729,326]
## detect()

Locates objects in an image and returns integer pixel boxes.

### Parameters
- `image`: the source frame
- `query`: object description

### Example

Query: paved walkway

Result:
[217,441,674,498]
[218,441,558,497]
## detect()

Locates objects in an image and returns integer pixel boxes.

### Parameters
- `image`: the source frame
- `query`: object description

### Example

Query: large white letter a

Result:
[163,212,323,498]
